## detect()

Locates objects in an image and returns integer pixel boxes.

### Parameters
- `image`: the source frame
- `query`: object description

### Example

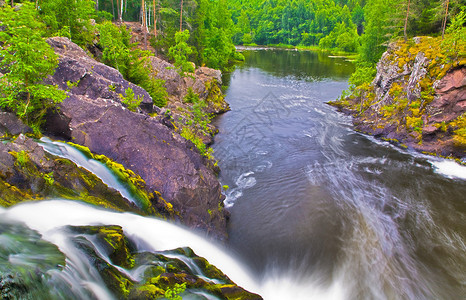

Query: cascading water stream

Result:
[0,200,261,299]
[38,137,142,207]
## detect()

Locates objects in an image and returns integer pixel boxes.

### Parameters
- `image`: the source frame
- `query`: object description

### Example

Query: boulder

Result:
[44,37,228,240]
[147,56,182,97]
[0,112,33,136]
[147,56,229,113]
[45,37,154,114]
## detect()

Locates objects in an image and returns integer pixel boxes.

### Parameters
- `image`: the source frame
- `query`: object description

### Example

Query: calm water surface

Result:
[212,49,466,299]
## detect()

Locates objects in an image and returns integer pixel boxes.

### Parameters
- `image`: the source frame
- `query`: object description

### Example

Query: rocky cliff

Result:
[37,37,229,240]
[331,36,465,161]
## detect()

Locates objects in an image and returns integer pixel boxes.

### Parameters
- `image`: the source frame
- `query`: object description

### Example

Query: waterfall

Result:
[0,200,260,299]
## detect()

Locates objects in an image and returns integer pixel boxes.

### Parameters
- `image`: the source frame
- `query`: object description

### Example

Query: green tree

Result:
[0,2,66,128]
[39,0,97,46]
[168,29,195,76]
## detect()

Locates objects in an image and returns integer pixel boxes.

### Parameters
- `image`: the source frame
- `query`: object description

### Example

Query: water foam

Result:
[429,159,466,180]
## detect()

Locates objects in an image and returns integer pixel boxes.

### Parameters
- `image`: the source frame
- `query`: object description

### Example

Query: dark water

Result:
[212,49,466,299]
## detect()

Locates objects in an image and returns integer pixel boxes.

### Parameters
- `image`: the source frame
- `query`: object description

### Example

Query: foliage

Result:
[180,127,214,159]
[168,30,195,76]
[442,9,466,60]
[97,22,168,107]
[348,62,377,89]
[39,0,97,46]
[97,21,132,75]
[193,0,238,70]
[228,0,362,52]
[143,78,169,108]
[12,150,30,168]
[0,2,66,127]
[120,88,143,112]
[183,87,199,104]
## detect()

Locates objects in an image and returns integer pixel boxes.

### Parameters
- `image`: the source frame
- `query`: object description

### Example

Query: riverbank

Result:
[330,36,465,163]
[236,44,358,61]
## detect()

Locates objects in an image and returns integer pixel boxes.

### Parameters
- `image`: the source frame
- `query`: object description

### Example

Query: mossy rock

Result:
[70,225,136,269]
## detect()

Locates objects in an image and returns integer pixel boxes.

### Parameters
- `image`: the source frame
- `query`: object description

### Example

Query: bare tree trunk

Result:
[153,0,157,39]
[116,0,122,23]
[179,0,183,32]
[95,0,99,11]
[120,0,124,22]
[111,0,115,20]
[442,0,450,39]
[404,0,411,42]
[142,0,147,50]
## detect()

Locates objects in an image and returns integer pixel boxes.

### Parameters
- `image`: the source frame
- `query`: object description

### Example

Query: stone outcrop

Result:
[331,37,465,161]
[44,37,228,240]
[0,131,136,212]
[147,56,230,114]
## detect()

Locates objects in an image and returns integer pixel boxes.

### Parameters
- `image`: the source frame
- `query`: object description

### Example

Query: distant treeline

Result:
[227,0,465,59]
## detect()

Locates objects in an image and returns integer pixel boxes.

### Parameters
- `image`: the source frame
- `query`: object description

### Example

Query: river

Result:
[212,49,466,299]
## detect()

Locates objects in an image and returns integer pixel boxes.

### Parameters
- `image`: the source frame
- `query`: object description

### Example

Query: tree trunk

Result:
[442,0,450,40]
[120,0,124,22]
[142,0,147,50]
[403,0,411,42]
[156,0,157,39]
[116,0,122,23]
[111,0,115,20]
[179,0,183,32]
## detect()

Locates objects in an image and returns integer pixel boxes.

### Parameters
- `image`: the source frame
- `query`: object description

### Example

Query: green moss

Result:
[67,142,158,214]
[0,179,38,207]
[450,113,466,147]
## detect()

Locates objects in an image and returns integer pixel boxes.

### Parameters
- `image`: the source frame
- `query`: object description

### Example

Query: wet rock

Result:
[0,133,139,212]
[68,225,262,300]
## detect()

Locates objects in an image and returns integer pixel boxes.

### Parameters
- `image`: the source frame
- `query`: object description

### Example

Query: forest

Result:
[1,0,465,129]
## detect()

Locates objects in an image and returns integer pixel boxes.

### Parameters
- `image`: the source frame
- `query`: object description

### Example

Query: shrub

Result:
[120,88,142,112]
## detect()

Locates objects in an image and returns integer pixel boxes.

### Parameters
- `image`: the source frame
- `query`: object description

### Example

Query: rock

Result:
[0,112,33,136]
[45,37,154,114]
[67,226,262,300]
[147,55,229,113]
[0,133,140,212]
[428,67,466,123]
[331,36,466,160]
[44,37,228,240]
[147,56,182,97]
